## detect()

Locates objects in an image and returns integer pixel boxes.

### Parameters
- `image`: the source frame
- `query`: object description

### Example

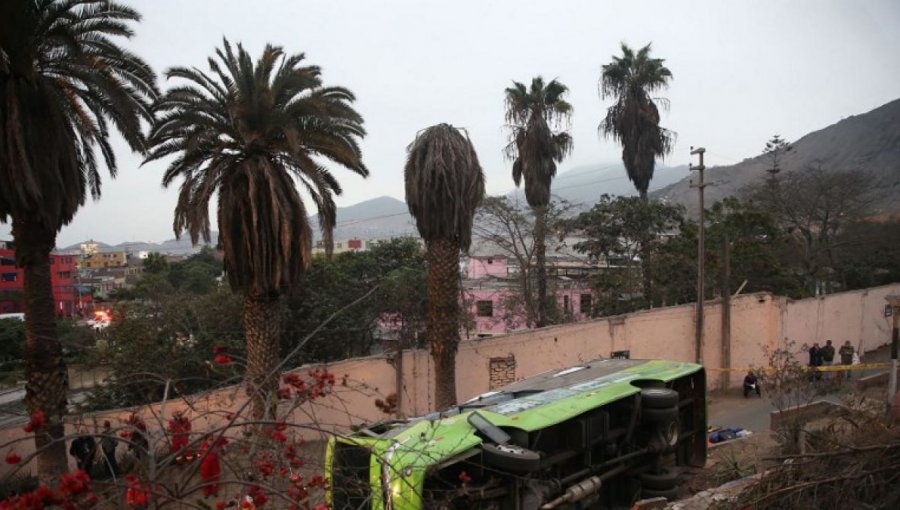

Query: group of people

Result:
[808,340,860,381]
[741,339,862,398]
[69,420,147,478]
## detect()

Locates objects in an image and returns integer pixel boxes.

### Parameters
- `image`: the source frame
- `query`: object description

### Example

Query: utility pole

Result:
[886,295,900,418]
[690,147,707,365]
[720,234,731,391]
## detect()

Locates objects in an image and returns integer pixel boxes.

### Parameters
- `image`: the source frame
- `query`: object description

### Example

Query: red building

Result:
[0,241,86,317]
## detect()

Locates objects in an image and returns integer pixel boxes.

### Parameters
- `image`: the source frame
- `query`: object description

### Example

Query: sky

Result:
[3,0,900,247]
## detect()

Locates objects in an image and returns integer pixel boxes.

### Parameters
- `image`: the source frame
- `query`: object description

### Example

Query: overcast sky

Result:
[4,0,899,247]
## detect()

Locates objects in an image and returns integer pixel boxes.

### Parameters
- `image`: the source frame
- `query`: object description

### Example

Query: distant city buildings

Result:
[77,250,128,269]
[0,240,90,317]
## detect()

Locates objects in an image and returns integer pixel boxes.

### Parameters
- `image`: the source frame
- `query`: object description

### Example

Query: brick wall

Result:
[489,355,516,389]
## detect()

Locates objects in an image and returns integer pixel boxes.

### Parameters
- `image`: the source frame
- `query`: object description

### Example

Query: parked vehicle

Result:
[326,358,707,509]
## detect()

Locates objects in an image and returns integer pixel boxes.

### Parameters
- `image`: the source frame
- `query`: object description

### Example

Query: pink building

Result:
[464,255,594,335]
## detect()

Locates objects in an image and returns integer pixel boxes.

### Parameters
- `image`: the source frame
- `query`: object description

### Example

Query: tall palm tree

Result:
[404,124,484,409]
[147,40,367,417]
[599,43,674,200]
[0,0,157,475]
[504,77,572,327]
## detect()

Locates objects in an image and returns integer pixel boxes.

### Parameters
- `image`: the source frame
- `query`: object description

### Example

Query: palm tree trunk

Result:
[426,239,461,410]
[12,218,68,478]
[533,206,548,328]
[243,294,283,419]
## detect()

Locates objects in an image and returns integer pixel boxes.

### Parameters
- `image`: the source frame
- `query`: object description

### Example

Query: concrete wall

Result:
[3,283,898,476]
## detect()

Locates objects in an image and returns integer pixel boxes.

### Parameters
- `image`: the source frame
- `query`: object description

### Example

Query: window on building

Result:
[486,258,493,264]
[563,295,571,312]
[1,273,17,282]
[476,300,493,317]
[58,272,72,279]
[0,258,14,266]
[580,294,592,314]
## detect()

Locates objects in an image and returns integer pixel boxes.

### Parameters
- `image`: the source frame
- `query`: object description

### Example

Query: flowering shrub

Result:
[0,364,342,509]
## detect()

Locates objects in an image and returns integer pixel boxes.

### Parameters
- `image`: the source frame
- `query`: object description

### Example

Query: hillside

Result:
[507,162,690,207]
[653,99,900,216]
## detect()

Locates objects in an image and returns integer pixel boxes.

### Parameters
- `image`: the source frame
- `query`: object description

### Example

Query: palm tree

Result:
[599,43,674,200]
[404,124,484,409]
[147,40,367,417]
[504,77,572,327]
[0,0,157,475]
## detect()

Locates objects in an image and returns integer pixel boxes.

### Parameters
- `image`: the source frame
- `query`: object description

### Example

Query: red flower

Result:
[58,470,91,497]
[4,452,20,464]
[167,412,192,458]
[213,345,229,354]
[215,502,227,510]
[23,410,46,432]
[458,471,472,483]
[200,448,221,496]
[124,474,151,508]
[315,504,329,510]
[248,486,268,507]
[214,354,233,365]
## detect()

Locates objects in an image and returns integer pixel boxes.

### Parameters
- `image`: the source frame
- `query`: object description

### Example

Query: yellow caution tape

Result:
[706,363,892,373]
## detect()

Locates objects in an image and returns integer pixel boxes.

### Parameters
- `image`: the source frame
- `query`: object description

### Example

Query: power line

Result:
[333,164,685,228]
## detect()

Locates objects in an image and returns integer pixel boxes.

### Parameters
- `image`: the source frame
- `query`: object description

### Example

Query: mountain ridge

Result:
[652,98,900,216]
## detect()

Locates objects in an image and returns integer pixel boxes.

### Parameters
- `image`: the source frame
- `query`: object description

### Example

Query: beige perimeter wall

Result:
[2,283,898,475]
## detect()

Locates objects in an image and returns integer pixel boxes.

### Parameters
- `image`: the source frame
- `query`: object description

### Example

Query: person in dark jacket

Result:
[69,432,96,476]
[743,370,761,398]
[821,340,836,380]
[100,420,119,476]
[809,342,823,381]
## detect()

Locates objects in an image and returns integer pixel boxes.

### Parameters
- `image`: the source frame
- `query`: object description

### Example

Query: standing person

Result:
[809,342,823,381]
[839,341,855,382]
[743,370,761,398]
[100,421,119,477]
[821,340,836,381]
[69,431,96,476]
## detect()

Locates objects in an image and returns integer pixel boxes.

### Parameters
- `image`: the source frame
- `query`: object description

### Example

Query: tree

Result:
[473,196,575,328]
[571,195,688,313]
[705,198,803,298]
[142,252,168,274]
[283,238,426,363]
[405,124,485,409]
[504,76,573,327]
[147,40,367,417]
[763,134,793,187]
[743,163,878,294]
[0,0,157,475]
[599,43,674,200]
[85,289,244,410]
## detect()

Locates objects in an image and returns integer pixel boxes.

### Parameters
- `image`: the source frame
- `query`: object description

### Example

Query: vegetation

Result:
[284,238,426,363]
[571,195,690,314]
[599,43,674,200]
[405,124,485,409]
[504,77,573,327]
[85,289,244,410]
[742,163,879,294]
[0,0,158,475]
[147,40,367,417]
[474,196,576,327]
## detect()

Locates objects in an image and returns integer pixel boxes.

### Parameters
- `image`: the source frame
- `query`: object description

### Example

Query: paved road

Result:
[709,344,893,433]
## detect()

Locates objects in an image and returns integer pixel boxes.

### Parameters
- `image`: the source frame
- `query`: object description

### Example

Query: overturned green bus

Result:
[326,358,706,510]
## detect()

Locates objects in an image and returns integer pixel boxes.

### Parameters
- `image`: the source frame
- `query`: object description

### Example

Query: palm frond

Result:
[150,38,367,295]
